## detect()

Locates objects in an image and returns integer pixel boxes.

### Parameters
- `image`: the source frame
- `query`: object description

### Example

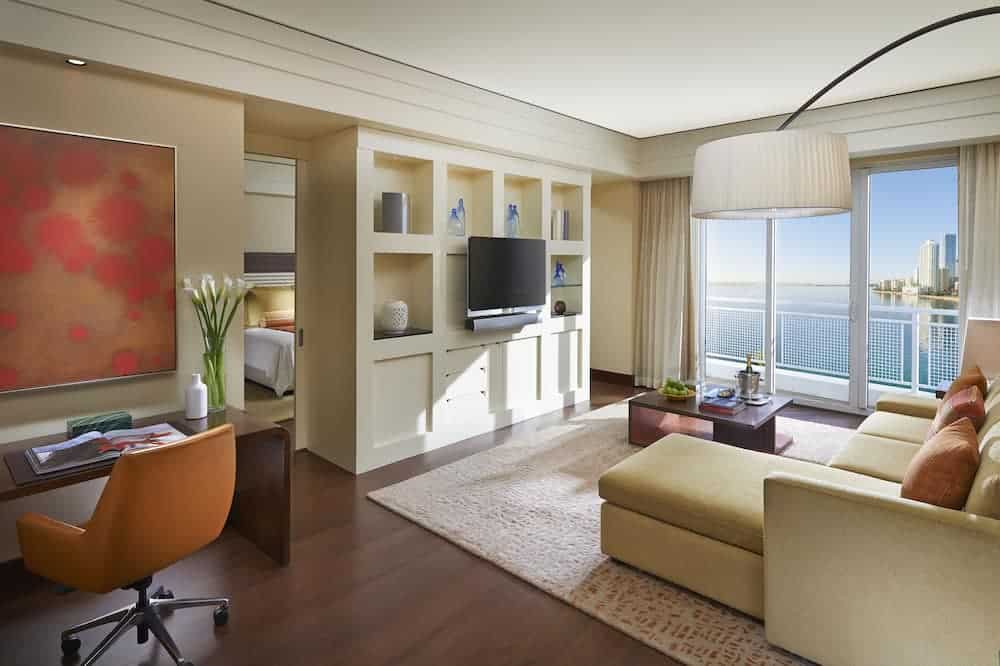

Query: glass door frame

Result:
[698,153,957,414]
[852,154,960,410]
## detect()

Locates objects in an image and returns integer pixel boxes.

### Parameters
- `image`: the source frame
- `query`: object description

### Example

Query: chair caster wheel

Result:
[61,636,81,656]
[213,606,229,627]
[152,586,174,600]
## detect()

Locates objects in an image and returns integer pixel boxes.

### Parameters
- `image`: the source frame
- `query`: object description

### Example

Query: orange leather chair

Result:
[17,424,236,666]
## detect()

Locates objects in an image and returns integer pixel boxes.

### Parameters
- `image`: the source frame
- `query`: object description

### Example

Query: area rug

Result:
[368,401,854,665]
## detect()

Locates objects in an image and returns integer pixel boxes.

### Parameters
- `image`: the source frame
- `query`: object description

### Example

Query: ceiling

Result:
[220,1,1000,138]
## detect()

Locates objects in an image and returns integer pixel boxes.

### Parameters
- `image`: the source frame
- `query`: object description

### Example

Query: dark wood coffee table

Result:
[628,390,793,454]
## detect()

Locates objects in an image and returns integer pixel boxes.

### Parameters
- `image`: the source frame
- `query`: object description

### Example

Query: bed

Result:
[244,327,295,397]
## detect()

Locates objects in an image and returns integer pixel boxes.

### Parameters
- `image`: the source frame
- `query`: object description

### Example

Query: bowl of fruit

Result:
[658,378,696,400]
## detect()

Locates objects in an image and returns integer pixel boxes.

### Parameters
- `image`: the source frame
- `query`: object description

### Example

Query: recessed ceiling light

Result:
[65,58,87,67]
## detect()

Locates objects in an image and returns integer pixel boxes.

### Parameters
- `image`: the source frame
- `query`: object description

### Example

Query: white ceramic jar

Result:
[380,300,409,332]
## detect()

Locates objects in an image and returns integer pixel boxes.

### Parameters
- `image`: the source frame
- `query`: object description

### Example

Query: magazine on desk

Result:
[25,424,186,476]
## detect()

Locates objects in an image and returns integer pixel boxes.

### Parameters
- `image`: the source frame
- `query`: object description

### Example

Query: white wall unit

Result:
[302,127,590,473]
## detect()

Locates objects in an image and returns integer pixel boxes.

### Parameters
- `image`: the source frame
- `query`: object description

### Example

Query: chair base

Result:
[61,578,229,666]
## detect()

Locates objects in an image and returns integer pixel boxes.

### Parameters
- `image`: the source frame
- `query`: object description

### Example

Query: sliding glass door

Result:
[861,162,960,407]
[700,156,959,411]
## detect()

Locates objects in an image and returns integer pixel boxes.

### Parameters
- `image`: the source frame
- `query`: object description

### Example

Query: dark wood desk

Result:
[628,390,793,453]
[0,408,291,566]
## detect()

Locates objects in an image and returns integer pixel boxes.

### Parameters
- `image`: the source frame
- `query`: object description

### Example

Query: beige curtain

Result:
[634,178,699,388]
[959,143,1000,324]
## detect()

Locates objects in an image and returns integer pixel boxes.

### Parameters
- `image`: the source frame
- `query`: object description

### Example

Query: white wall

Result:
[245,155,296,253]
[591,181,639,376]
[0,47,244,561]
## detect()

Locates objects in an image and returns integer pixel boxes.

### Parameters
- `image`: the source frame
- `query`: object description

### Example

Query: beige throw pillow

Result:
[965,424,1000,519]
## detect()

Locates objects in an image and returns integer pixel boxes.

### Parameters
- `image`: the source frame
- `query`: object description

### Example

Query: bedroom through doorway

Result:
[243,152,297,430]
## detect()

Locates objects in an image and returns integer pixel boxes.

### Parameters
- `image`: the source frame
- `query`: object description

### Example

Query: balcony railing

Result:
[705,303,959,392]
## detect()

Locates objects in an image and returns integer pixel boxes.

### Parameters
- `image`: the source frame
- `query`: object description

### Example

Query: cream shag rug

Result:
[368,401,852,665]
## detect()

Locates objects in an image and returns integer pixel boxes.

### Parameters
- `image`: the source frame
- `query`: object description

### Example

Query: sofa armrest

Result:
[763,473,1000,666]
[874,392,940,419]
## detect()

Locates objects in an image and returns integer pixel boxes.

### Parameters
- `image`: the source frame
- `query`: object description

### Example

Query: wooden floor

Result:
[0,381,860,666]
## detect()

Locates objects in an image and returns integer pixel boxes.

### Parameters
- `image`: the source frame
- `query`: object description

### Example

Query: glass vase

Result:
[203,348,226,413]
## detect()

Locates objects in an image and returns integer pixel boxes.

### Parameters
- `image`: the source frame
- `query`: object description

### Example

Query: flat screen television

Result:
[467,237,546,318]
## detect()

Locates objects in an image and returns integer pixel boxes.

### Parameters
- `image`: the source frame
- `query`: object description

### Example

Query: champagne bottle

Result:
[745,354,753,375]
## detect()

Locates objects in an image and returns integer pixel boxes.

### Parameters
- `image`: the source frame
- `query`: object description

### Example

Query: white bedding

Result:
[244,327,295,397]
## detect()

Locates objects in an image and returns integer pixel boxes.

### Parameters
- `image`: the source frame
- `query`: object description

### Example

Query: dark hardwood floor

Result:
[0,381,857,666]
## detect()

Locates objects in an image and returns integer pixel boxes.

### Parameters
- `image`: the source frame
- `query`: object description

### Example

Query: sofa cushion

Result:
[928,385,986,440]
[965,422,1000,518]
[598,434,900,555]
[829,433,921,483]
[944,365,988,402]
[857,411,932,444]
[902,418,980,509]
[875,392,941,419]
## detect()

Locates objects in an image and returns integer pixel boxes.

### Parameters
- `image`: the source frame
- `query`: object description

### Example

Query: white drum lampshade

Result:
[691,129,852,220]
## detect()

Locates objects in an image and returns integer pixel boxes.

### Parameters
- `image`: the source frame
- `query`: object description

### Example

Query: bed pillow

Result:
[262,310,294,329]
[927,385,986,440]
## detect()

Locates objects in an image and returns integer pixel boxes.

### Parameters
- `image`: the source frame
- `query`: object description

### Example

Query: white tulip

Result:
[182,277,193,290]
[183,286,201,302]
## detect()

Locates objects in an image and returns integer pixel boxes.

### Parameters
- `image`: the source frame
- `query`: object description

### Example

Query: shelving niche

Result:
[373,152,433,235]
[446,164,493,243]
[551,181,584,241]
[503,174,543,239]
[373,253,433,338]
[550,254,584,317]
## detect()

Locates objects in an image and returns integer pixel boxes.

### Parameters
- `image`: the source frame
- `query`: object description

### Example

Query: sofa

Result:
[599,384,1000,666]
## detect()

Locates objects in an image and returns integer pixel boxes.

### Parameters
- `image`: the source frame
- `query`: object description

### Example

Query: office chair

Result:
[17,424,237,666]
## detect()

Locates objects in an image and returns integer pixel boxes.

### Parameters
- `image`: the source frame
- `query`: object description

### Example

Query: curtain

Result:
[959,143,1000,325]
[633,178,699,388]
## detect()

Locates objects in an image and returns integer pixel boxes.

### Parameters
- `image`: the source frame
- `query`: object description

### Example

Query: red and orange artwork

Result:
[0,124,176,392]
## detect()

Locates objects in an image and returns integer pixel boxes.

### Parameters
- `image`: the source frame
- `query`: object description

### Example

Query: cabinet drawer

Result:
[444,346,488,375]
[444,364,487,398]
[441,391,489,423]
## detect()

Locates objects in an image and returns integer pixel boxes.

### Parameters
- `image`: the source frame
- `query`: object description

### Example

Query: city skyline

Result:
[706,166,958,285]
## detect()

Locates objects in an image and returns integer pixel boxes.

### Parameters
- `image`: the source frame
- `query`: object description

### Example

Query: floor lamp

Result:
[691,7,1000,221]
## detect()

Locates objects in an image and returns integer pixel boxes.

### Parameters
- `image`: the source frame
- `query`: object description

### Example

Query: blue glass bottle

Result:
[447,207,463,236]
[506,204,520,237]
[457,198,467,233]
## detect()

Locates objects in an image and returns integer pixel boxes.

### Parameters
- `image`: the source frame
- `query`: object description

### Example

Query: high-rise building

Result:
[944,233,957,275]
[919,240,940,293]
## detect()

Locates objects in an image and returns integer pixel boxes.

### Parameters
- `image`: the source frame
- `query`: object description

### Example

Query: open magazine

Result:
[25,424,186,476]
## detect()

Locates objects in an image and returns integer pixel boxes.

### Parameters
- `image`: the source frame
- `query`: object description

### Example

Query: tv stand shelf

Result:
[303,127,590,475]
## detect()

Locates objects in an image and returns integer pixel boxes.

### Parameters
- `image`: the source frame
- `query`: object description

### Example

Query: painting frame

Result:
[0,121,178,395]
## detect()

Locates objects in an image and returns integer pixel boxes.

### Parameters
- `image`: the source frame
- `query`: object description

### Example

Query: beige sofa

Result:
[599,385,1000,666]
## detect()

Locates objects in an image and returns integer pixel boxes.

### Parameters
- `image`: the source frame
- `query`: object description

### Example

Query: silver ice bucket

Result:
[736,370,760,399]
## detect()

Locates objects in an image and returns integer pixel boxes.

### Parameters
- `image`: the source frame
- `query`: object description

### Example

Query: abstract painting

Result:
[0,124,176,393]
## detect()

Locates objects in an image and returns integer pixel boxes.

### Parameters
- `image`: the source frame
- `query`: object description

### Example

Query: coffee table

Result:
[628,390,793,454]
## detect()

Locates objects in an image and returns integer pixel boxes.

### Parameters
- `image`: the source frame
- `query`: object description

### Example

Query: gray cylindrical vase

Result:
[382,192,409,233]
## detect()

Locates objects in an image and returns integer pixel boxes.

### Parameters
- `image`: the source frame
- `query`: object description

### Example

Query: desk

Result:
[0,408,291,566]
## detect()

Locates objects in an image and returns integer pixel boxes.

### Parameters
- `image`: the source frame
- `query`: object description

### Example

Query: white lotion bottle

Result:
[185,373,208,420]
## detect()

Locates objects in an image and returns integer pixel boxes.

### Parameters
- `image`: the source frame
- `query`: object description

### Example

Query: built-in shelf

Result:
[374,253,433,337]
[374,327,432,340]
[551,182,584,241]
[447,164,493,238]
[373,152,433,235]
[548,240,585,256]
[372,232,436,254]
[503,173,543,239]
[550,254,584,317]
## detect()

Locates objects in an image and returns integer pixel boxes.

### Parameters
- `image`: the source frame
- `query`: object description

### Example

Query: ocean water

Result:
[706,283,959,387]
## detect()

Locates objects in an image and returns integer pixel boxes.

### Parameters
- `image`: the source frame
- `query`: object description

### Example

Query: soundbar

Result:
[465,312,542,332]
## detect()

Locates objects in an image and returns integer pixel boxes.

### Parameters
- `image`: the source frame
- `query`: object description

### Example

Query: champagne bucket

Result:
[736,370,760,399]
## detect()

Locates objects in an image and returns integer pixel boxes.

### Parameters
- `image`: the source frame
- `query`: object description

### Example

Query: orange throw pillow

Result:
[927,385,986,440]
[943,365,988,402]
[902,417,980,509]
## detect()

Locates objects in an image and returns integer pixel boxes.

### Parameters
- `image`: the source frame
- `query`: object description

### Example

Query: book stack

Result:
[700,394,746,415]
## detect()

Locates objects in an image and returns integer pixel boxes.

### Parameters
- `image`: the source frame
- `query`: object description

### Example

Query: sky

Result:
[705,165,958,284]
